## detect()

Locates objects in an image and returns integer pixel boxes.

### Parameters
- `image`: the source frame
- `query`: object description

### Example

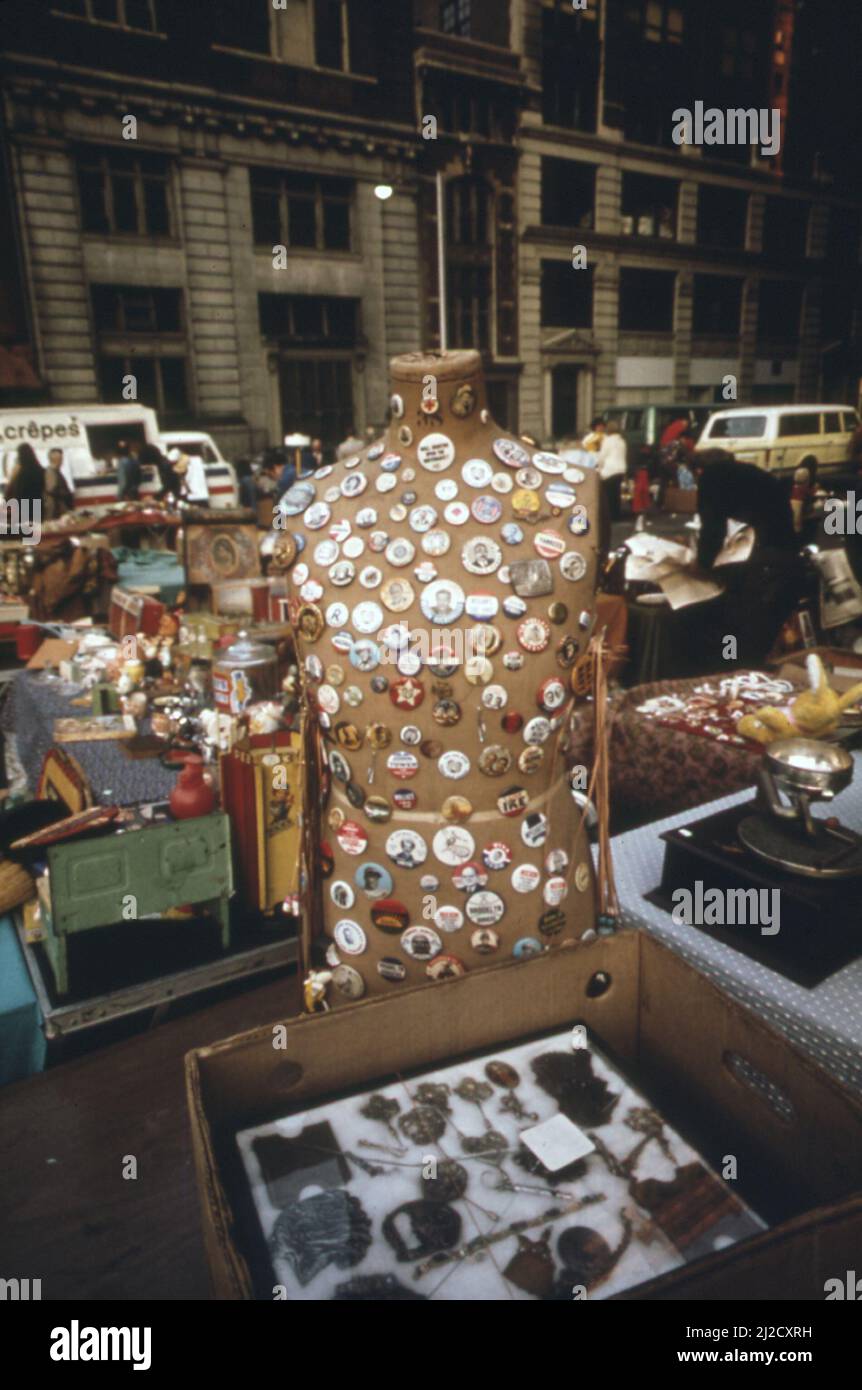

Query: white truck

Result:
[0,405,237,508]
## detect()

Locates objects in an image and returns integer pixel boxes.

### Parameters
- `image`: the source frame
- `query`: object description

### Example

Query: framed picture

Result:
[185,524,261,587]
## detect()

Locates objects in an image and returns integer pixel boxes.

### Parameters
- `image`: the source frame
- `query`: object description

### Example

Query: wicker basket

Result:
[0,857,36,915]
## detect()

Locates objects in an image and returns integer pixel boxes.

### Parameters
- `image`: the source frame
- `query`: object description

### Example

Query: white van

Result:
[158,430,238,509]
[0,404,162,507]
[695,404,860,476]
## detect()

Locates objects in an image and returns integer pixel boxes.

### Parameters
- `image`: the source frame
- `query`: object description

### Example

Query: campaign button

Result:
[417,433,455,472]
[401,926,443,960]
[512,863,541,894]
[434,904,465,933]
[497,785,528,817]
[386,829,428,868]
[371,899,411,933]
[465,890,505,925]
[336,820,368,856]
[387,751,419,780]
[392,788,417,811]
[378,957,407,982]
[332,964,365,998]
[334,919,367,955]
[470,928,500,955]
[426,954,467,980]
[521,812,549,848]
[544,876,568,906]
[482,842,513,870]
[452,861,489,892]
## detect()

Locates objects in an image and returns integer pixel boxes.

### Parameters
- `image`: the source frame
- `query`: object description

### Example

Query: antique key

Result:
[365,722,391,784]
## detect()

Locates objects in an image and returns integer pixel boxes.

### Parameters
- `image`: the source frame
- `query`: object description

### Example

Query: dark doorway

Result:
[552,364,580,438]
[280,357,354,451]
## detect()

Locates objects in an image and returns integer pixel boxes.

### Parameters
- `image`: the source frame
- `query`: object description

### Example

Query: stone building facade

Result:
[1,0,860,454]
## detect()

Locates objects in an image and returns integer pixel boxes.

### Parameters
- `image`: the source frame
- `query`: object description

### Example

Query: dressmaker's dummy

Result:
[285,350,600,1008]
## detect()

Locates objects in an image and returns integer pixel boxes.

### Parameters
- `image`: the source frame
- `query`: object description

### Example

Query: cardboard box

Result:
[186,931,862,1300]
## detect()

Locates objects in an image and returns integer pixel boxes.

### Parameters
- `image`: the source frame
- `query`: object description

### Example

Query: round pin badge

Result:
[465,592,499,622]
[471,928,500,955]
[517,616,551,653]
[401,926,443,961]
[516,467,542,491]
[427,955,467,980]
[386,828,428,869]
[537,677,568,712]
[414,561,438,584]
[371,898,410,933]
[392,788,416,811]
[358,566,383,590]
[534,530,567,561]
[513,937,543,960]
[328,560,356,588]
[304,502,331,531]
[481,684,508,710]
[376,473,397,494]
[300,579,324,603]
[443,501,470,526]
[482,841,513,871]
[539,908,566,937]
[462,458,492,488]
[493,438,531,469]
[399,724,421,746]
[434,904,465,934]
[343,537,366,562]
[341,472,367,498]
[544,876,568,906]
[352,601,384,634]
[421,530,451,557]
[332,964,366,998]
[280,481,316,516]
[355,863,393,899]
[433,826,476,866]
[317,684,340,716]
[380,451,402,472]
[491,472,513,494]
[390,393,404,419]
[356,507,377,529]
[432,698,461,727]
[331,880,355,910]
[435,478,459,501]
[521,812,549,848]
[397,649,423,677]
[364,795,391,823]
[378,956,407,982]
[420,580,465,625]
[350,640,380,672]
[441,794,472,823]
[453,861,488,893]
[387,750,419,780]
[512,864,541,894]
[545,848,569,874]
[546,481,577,510]
[462,537,502,575]
[518,746,544,775]
[568,506,590,535]
[381,578,415,613]
[409,504,437,533]
[523,716,552,744]
[385,538,415,568]
[389,676,424,710]
[471,495,503,525]
[575,861,591,892]
[314,539,340,568]
[417,434,455,472]
[464,656,493,687]
[533,451,567,475]
[561,551,588,582]
[337,821,368,856]
[478,744,512,777]
[501,522,525,546]
[438,750,470,780]
[501,710,523,733]
[369,530,389,553]
[334,919,367,956]
[498,785,529,817]
[465,891,505,926]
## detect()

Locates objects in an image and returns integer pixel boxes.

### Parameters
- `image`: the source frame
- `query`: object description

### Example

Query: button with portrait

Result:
[385,828,428,869]
[470,928,501,955]
[462,536,502,576]
[332,963,366,998]
[420,579,465,624]
[432,825,476,866]
[333,919,367,956]
[400,925,443,961]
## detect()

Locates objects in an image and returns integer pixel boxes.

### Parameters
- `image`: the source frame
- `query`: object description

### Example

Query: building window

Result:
[697,184,748,250]
[212,1,271,53]
[445,177,493,351]
[98,354,188,417]
[77,148,172,237]
[542,4,599,133]
[621,171,677,239]
[91,285,183,334]
[756,280,802,340]
[762,198,810,259]
[440,0,471,36]
[625,1,683,44]
[619,268,675,331]
[719,24,757,80]
[541,159,595,230]
[692,275,743,336]
[258,294,359,345]
[281,358,354,449]
[540,261,593,329]
[251,171,352,252]
[422,76,505,139]
[55,0,161,30]
[827,207,861,269]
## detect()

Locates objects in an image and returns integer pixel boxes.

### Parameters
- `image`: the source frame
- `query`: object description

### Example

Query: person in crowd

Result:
[172,449,210,505]
[596,420,627,525]
[309,437,324,470]
[278,434,314,497]
[42,447,75,521]
[685,448,804,668]
[657,423,696,504]
[5,442,44,509]
[336,425,364,460]
[139,443,178,501]
[116,440,142,501]
[581,416,606,452]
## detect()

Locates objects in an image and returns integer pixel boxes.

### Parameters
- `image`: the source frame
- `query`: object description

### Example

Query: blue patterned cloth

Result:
[614,752,862,1093]
[0,917,45,1083]
[1,669,178,805]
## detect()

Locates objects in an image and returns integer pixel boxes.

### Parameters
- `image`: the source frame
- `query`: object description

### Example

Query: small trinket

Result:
[399,1105,447,1145]
[268,1190,372,1287]
[382,1200,462,1263]
[503,1229,555,1298]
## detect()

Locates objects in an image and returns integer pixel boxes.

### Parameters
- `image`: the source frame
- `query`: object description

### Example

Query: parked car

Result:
[158,430,238,509]
[0,403,162,506]
[695,404,861,476]
[601,403,715,470]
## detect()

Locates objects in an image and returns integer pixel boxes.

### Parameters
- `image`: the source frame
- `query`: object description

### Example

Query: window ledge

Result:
[211,45,377,83]
[82,233,181,247]
[254,246,359,261]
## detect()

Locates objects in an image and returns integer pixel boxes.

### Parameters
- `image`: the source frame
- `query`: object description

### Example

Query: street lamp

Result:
[374,184,394,201]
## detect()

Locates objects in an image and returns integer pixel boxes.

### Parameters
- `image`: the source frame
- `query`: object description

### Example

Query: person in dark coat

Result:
[5,442,44,507]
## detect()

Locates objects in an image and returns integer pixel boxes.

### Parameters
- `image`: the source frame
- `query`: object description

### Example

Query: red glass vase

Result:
[169,754,216,820]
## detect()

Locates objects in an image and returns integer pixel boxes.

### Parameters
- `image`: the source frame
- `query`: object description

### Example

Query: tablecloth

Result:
[612,751,862,1094]
[0,916,45,1084]
[1,669,178,805]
